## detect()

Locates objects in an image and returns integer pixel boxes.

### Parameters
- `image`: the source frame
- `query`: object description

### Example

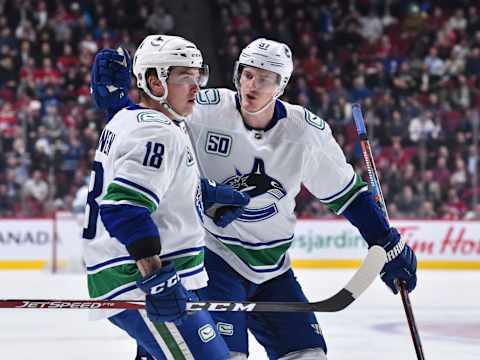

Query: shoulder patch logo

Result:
[198,324,216,343]
[137,111,171,125]
[304,109,325,130]
[196,89,220,105]
[205,131,232,157]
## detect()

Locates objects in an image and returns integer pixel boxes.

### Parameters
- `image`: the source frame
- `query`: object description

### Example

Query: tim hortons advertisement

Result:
[290,219,480,269]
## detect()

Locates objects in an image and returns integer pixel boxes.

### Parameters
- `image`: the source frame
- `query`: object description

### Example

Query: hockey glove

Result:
[379,228,417,294]
[200,178,250,227]
[136,262,189,324]
[91,47,131,112]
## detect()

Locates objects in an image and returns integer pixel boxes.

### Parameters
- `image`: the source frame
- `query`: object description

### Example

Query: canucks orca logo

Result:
[223,158,286,222]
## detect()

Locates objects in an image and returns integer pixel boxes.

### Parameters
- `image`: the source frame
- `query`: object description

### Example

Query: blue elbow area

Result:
[100,204,159,247]
[342,191,390,246]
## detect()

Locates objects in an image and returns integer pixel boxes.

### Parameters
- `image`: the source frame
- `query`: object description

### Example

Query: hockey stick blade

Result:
[249,245,385,312]
[0,246,385,313]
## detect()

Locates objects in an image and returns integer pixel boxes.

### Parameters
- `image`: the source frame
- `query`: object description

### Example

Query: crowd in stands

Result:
[0,0,173,217]
[0,0,479,220]
[214,0,480,220]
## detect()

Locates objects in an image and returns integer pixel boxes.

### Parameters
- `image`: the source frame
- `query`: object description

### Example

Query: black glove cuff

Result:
[126,237,161,261]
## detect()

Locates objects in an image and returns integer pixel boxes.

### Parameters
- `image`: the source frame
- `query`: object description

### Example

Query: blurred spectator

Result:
[395,185,422,218]
[359,8,383,42]
[447,9,467,32]
[145,6,175,33]
[451,157,467,188]
[417,200,436,219]
[409,112,441,143]
[433,157,451,189]
[0,183,15,216]
[465,47,480,77]
[22,170,49,216]
[348,75,372,102]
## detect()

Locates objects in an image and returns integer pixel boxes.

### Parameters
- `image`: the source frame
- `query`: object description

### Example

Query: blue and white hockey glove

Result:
[136,262,189,324]
[200,178,250,228]
[379,228,417,294]
[91,47,131,112]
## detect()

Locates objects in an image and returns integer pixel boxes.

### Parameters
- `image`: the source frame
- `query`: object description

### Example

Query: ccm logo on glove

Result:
[144,273,180,295]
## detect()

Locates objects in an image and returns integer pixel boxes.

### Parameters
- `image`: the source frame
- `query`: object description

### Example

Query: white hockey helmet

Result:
[233,38,293,98]
[133,35,209,119]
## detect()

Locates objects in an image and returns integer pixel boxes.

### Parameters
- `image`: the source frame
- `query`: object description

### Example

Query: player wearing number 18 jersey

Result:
[83,35,237,360]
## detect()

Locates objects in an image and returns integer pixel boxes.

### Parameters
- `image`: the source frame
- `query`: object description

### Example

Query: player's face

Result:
[239,67,279,112]
[166,67,202,116]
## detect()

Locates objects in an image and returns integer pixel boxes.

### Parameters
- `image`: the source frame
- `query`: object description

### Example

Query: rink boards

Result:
[290,219,480,270]
[0,216,479,270]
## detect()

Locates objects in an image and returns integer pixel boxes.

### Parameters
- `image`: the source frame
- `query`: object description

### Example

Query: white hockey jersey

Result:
[83,106,207,307]
[187,88,367,284]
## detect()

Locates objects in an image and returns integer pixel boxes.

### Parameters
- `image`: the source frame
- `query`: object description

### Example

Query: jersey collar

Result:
[127,103,187,129]
[126,104,149,110]
[234,93,287,131]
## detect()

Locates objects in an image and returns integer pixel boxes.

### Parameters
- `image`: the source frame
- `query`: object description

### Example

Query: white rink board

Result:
[0,219,52,259]
[0,213,84,269]
[0,217,479,269]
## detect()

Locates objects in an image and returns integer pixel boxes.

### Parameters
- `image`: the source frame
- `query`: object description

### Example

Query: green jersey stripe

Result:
[173,252,204,271]
[335,186,368,214]
[88,253,204,298]
[164,322,194,359]
[153,323,188,360]
[102,183,157,212]
[140,311,176,359]
[88,264,140,299]
[222,241,292,267]
[325,175,368,214]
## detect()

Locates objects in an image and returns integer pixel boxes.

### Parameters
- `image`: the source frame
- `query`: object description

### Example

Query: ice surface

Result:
[0,269,478,359]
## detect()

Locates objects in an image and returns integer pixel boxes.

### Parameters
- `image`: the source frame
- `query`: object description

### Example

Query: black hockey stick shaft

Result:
[352,103,425,360]
[0,246,385,312]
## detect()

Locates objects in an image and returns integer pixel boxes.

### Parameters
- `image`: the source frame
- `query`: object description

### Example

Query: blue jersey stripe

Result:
[318,173,356,202]
[87,247,204,272]
[105,283,139,300]
[161,247,204,259]
[208,230,294,247]
[114,177,160,205]
[179,266,205,278]
[87,256,133,272]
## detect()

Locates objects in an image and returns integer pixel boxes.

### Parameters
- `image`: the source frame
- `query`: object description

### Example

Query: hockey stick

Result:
[351,103,425,360]
[0,245,385,312]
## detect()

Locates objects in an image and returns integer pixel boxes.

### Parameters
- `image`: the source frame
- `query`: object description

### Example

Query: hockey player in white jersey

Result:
[85,35,251,360]
[92,38,417,360]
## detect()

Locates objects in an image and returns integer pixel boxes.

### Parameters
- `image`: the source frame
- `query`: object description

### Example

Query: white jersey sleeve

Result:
[104,123,184,211]
[84,108,208,314]
[300,108,368,214]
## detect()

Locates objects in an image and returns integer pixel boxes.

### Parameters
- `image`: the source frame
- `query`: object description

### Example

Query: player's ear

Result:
[147,74,165,97]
